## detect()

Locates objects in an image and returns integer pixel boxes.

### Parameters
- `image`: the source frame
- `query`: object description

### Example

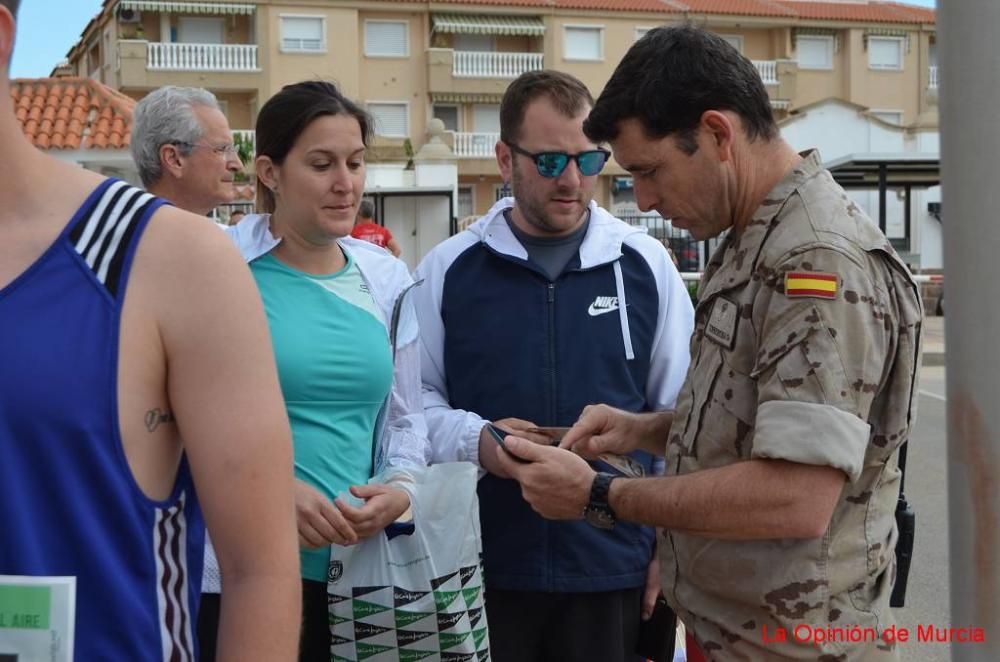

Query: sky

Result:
[9,0,938,79]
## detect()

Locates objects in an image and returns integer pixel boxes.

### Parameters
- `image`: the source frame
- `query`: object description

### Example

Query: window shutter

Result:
[472,104,500,133]
[564,27,601,60]
[869,38,902,69]
[458,187,474,218]
[281,17,323,51]
[796,36,833,69]
[433,106,459,132]
[369,104,409,137]
[720,35,743,53]
[366,21,408,57]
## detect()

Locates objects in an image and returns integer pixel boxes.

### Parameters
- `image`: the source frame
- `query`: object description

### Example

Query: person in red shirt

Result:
[351,200,401,257]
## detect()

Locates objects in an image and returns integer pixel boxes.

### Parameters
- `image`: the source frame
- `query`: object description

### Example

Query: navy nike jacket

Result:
[413,197,694,592]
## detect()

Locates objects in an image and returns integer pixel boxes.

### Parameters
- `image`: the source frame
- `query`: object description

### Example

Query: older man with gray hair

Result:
[131,86,243,215]
[132,87,246,661]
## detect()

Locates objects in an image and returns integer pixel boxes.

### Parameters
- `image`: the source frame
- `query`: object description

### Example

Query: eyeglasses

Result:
[504,142,611,178]
[172,141,239,158]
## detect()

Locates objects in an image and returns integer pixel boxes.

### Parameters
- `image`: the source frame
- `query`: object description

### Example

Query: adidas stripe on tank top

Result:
[0,179,205,661]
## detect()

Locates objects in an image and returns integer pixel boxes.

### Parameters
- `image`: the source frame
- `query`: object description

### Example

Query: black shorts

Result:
[485,587,643,662]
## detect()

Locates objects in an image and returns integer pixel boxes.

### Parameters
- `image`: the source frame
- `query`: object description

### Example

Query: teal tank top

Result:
[250,250,394,581]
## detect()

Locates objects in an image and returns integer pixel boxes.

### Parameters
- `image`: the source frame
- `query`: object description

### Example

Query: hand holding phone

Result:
[486,423,532,463]
[524,427,645,478]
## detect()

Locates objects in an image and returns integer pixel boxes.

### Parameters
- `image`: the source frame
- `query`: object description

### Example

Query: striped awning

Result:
[431,92,503,104]
[865,27,911,38]
[432,14,545,37]
[117,1,255,15]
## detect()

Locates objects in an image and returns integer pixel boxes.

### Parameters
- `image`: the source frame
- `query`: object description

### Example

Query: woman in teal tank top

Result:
[218,81,432,660]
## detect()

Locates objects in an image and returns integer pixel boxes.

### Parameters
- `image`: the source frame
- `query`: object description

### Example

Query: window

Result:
[871,110,903,125]
[368,102,409,138]
[869,37,904,71]
[433,105,460,132]
[796,35,834,70]
[719,34,744,54]
[453,33,494,52]
[472,104,500,133]
[458,186,474,218]
[87,42,101,79]
[365,20,408,57]
[178,17,224,44]
[280,15,325,53]
[563,26,603,61]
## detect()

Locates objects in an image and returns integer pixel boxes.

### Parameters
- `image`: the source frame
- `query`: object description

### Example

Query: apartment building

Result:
[59,0,937,264]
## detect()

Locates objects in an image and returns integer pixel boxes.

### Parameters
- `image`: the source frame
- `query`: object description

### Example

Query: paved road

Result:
[895,366,952,661]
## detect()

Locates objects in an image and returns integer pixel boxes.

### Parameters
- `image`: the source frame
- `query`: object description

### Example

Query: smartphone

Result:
[486,423,531,463]
[525,426,570,445]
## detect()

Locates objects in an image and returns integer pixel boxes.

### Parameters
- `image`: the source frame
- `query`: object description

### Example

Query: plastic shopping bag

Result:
[328,463,489,661]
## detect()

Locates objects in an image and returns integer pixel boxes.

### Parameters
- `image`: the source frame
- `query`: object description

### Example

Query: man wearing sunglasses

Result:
[131,86,244,216]
[496,27,923,662]
[412,70,693,662]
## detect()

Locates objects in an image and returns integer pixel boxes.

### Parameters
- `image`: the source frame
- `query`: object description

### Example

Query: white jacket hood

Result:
[226,213,415,341]
[467,196,648,270]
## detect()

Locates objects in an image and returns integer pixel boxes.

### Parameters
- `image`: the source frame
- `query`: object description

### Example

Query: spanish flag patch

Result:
[784,271,839,299]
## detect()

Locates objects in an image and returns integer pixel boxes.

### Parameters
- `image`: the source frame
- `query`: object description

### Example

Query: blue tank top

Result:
[0,179,204,661]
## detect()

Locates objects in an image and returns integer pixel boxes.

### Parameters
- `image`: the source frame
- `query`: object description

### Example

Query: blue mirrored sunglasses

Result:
[505,142,611,178]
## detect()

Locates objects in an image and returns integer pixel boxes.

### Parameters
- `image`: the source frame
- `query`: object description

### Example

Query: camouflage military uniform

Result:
[661,150,923,660]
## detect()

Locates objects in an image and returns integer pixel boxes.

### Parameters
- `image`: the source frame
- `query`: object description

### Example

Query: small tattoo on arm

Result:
[145,408,176,433]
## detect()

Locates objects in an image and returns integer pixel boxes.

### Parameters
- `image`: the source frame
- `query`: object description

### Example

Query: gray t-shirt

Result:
[504,209,589,281]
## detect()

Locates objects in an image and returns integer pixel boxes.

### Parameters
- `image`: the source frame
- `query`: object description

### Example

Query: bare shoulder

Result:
[135,207,252,295]
[138,205,244,273]
[128,205,262,347]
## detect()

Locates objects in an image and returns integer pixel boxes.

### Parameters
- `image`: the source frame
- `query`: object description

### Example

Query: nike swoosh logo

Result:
[588,304,619,317]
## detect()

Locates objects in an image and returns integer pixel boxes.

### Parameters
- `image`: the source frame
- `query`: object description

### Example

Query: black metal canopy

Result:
[824,153,941,250]
[826,152,941,189]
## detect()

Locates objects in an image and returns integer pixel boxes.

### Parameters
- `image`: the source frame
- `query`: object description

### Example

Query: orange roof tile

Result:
[553,0,682,10]
[367,0,683,11]
[9,77,135,151]
[679,1,934,23]
[680,0,796,18]
[775,2,936,24]
[364,0,933,23]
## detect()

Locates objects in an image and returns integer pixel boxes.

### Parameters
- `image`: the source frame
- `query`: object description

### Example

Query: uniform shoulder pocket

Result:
[750,303,825,379]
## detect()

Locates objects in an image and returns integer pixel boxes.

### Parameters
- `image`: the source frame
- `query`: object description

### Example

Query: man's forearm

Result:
[216,574,301,661]
[609,459,844,539]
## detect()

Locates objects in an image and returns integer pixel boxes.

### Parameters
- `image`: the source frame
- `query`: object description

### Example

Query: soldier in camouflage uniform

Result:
[495,25,923,661]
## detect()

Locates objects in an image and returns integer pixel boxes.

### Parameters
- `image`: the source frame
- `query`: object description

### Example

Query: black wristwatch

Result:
[583,472,618,530]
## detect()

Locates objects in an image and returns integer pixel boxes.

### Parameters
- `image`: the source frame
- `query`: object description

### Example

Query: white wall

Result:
[49,150,141,186]
[780,101,942,268]
[383,195,452,270]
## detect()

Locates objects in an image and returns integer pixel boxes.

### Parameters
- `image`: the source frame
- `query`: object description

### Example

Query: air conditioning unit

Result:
[118,8,141,24]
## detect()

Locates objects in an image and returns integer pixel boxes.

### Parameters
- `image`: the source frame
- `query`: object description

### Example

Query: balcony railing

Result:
[453,51,543,79]
[929,65,939,90]
[147,43,259,72]
[454,132,499,159]
[753,60,778,85]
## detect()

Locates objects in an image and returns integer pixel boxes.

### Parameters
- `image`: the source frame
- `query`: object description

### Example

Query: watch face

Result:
[585,506,615,530]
